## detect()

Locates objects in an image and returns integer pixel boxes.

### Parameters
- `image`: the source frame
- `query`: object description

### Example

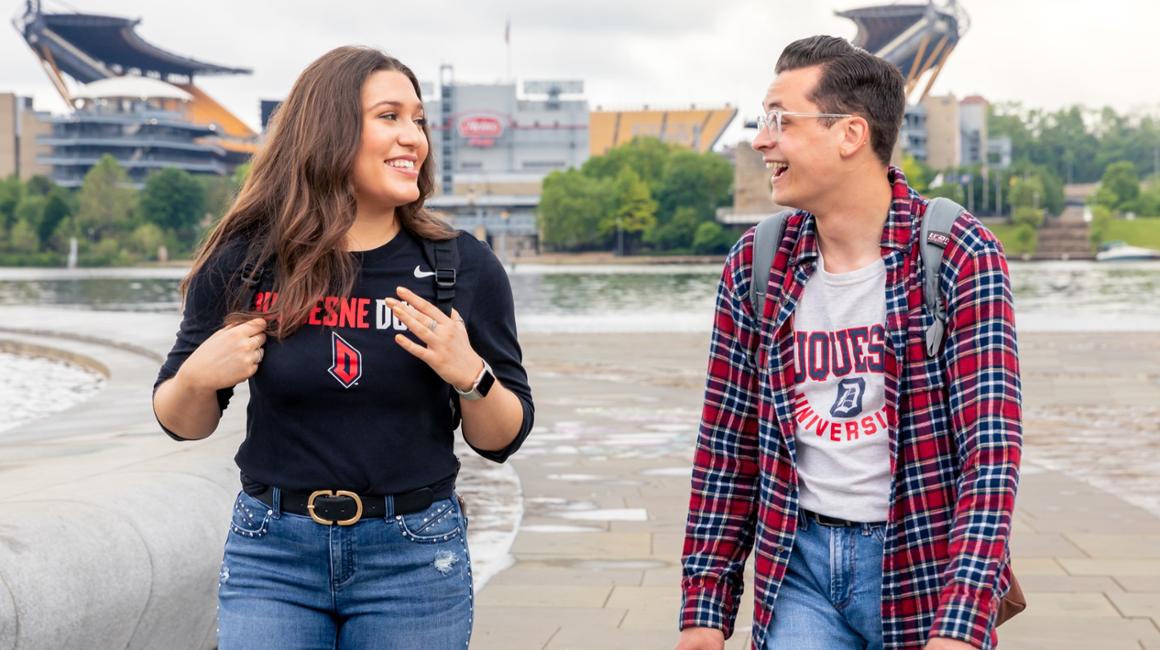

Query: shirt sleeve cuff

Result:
[929,585,996,649]
[465,396,534,463]
[680,578,737,638]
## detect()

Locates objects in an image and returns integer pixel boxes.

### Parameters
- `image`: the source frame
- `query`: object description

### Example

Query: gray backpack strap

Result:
[749,209,795,321]
[921,197,966,357]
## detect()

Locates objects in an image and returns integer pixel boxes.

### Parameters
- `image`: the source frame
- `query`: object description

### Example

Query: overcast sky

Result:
[3,0,1158,146]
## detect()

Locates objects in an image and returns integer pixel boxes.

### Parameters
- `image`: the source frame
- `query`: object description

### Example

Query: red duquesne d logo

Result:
[329,331,362,388]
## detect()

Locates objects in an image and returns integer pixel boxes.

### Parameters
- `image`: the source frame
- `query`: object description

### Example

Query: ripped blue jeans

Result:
[217,490,473,649]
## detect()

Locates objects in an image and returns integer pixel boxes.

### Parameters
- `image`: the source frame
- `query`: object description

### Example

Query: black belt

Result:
[253,485,451,526]
[801,508,886,528]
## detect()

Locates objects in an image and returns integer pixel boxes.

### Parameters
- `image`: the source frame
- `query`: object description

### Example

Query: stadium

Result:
[422,69,736,252]
[11,0,257,187]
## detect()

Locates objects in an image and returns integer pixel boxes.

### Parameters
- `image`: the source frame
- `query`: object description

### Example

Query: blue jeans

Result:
[764,512,885,650]
[217,490,473,649]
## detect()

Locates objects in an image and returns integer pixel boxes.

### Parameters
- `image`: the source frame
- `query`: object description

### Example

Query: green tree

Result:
[82,236,132,266]
[231,161,252,192]
[140,168,206,247]
[202,175,237,225]
[646,206,701,251]
[1012,206,1045,230]
[39,189,72,249]
[655,149,732,222]
[1136,182,1160,216]
[538,169,612,250]
[926,182,965,204]
[13,195,46,246]
[1096,161,1141,212]
[602,168,656,254]
[581,138,673,192]
[6,219,39,254]
[1089,204,1114,249]
[24,175,55,197]
[1011,223,1038,256]
[901,155,931,193]
[0,176,23,232]
[46,216,78,254]
[128,223,166,260]
[76,155,136,241]
[1009,176,1046,210]
[692,221,734,254]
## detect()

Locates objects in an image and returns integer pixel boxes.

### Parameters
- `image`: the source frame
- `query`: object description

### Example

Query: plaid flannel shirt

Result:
[680,167,1022,649]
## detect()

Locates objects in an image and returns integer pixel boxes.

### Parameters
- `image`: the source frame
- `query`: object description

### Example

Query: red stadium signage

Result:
[458,115,504,147]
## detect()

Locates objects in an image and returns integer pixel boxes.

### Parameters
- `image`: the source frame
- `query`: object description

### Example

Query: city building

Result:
[421,70,736,255]
[922,93,962,171]
[959,95,989,166]
[0,93,52,180]
[419,71,589,255]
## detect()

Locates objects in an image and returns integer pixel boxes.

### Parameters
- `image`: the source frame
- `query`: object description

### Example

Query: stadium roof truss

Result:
[835,0,970,101]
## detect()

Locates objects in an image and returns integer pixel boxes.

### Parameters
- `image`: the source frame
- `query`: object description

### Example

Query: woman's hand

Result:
[386,286,483,391]
[177,317,268,392]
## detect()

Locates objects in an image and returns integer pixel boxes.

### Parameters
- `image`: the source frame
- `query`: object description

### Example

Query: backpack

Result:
[748,198,965,358]
[239,235,461,316]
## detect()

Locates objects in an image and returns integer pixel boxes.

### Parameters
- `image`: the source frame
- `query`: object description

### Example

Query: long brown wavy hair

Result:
[182,46,455,339]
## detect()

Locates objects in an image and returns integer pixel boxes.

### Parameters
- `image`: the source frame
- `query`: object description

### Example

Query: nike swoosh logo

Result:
[413,266,435,279]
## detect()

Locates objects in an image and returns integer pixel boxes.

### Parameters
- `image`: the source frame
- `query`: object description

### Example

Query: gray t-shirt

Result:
[792,255,891,523]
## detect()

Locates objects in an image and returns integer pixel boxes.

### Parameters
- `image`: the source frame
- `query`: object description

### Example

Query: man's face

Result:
[751,65,848,211]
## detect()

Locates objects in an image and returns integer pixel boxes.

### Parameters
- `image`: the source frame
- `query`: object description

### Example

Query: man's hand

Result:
[925,637,977,650]
[675,627,725,650]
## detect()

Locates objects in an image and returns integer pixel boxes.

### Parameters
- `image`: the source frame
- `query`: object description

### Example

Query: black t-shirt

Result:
[154,229,534,495]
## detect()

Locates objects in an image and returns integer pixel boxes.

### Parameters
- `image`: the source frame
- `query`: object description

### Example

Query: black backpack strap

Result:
[749,210,795,322]
[921,197,966,357]
[239,258,269,312]
[421,235,460,317]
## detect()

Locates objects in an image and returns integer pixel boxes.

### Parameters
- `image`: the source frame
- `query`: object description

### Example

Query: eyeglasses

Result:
[755,108,853,141]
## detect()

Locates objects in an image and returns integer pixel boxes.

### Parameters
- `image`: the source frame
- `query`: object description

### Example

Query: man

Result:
[677,36,1021,650]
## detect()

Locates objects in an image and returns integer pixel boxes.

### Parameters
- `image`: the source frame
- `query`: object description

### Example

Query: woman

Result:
[152,46,533,648]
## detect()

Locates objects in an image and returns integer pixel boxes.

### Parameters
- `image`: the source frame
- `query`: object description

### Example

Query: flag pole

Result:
[505,16,512,82]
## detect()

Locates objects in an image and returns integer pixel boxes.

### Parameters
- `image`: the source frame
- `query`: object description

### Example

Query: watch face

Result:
[476,366,496,397]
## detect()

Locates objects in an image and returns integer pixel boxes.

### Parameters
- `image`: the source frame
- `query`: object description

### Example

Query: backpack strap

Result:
[921,197,966,357]
[421,235,460,317]
[239,259,269,312]
[749,209,795,321]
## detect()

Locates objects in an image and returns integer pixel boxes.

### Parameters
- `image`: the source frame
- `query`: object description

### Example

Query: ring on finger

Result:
[427,319,438,331]
[255,348,264,363]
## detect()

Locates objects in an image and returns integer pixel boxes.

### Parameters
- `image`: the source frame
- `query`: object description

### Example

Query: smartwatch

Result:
[455,359,495,401]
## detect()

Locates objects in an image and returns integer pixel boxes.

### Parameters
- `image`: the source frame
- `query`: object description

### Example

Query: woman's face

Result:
[351,70,429,214]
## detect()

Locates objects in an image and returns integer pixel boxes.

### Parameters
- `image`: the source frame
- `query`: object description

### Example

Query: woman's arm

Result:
[387,284,530,457]
[153,317,268,440]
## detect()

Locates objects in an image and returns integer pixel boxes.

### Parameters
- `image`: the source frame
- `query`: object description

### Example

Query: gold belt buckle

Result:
[306,489,363,526]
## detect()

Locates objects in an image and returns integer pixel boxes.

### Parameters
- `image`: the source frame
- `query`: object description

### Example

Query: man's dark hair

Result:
[775,35,906,165]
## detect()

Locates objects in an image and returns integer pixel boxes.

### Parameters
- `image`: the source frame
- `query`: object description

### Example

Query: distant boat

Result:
[1096,241,1160,262]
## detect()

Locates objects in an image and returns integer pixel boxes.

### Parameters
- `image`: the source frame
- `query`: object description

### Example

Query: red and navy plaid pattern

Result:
[681,167,1022,650]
